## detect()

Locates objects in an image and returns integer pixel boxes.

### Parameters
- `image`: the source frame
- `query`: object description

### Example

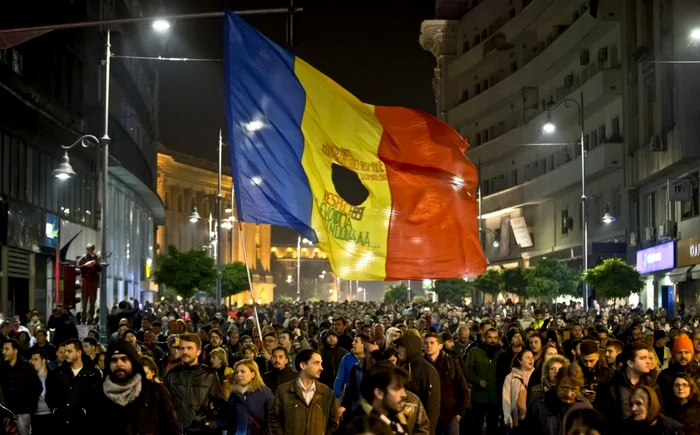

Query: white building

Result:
[421,0,626,281]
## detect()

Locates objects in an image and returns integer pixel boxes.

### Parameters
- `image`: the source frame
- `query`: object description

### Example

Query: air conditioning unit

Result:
[649,135,665,152]
[658,221,677,240]
[644,226,655,241]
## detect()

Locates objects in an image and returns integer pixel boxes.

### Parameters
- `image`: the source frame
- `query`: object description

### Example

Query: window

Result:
[475,132,481,146]
[583,134,590,152]
[510,61,518,73]
[11,49,22,75]
[510,169,518,187]
[462,90,469,102]
[482,79,489,91]
[590,131,598,150]
[474,34,481,45]
[598,125,606,145]
[509,8,516,18]
[681,174,699,219]
[561,209,569,235]
[463,41,470,53]
[646,194,655,229]
[475,82,481,95]
[481,29,488,40]
[612,116,620,139]
[482,180,490,196]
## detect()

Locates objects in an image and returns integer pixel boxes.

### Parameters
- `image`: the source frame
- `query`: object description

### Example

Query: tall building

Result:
[421,0,627,298]
[157,146,275,305]
[621,0,700,309]
[0,1,165,318]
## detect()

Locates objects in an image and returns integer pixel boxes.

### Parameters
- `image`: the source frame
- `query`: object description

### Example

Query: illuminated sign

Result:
[636,241,675,274]
[44,214,60,248]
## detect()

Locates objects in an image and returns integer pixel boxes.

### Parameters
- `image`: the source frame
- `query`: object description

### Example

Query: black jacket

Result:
[164,363,226,434]
[99,377,182,435]
[319,345,348,389]
[337,333,353,354]
[45,363,102,434]
[666,399,700,435]
[657,363,700,410]
[395,334,441,435]
[595,369,662,419]
[425,351,470,424]
[0,359,42,414]
[262,365,297,394]
[524,388,593,435]
[578,360,614,405]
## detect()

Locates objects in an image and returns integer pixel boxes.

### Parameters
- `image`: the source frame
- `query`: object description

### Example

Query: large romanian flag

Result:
[224,10,486,281]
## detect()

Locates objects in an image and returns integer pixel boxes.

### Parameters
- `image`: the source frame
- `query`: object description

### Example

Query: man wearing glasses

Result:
[254,332,279,374]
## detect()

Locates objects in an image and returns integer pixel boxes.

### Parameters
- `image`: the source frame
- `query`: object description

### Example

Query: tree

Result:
[433,279,473,303]
[584,258,644,299]
[412,295,429,304]
[221,262,250,298]
[473,269,503,296]
[152,245,216,298]
[526,257,581,299]
[501,267,529,296]
[383,283,409,303]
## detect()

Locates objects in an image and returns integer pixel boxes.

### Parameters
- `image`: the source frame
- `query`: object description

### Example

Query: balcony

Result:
[449,0,620,128]
[449,0,558,78]
[482,140,624,216]
[467,66,622,165]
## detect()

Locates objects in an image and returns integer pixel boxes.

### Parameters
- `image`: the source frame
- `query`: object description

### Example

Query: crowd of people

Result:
[0,297,699,435]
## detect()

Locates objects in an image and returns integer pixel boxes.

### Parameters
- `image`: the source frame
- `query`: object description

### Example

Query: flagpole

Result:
[237,221,263,340]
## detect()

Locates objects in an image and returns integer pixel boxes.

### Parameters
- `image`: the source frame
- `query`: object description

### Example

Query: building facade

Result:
[157,147,275,305]
[621,0,700,310]
[0,0,165,320]
[421,0,627,297]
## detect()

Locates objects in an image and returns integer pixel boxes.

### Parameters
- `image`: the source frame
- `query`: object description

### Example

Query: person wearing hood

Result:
[320,329,348,388]
[395,333,441,435]
[424,332,470,435]
[465,327,504,435]
[385,327,403,350]
[99,340,181,435]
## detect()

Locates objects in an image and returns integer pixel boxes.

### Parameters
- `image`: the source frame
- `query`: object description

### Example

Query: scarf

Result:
[103,373,142,406]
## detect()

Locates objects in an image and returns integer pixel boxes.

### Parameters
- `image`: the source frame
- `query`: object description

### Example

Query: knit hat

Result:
[653,329,667,342]
[506,330,521,345]
[440,332,453,343]
[672,333,695,356]
[106,340,143,377]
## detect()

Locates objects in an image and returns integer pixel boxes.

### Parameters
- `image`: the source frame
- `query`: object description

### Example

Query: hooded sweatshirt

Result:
[395,334,441,435]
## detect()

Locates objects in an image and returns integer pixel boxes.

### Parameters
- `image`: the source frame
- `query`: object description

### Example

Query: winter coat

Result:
[0,359,42,415]
[164,363,226,434]
[340,358,367,413]
[338,399,407,435]
[319,345,347,389]
[99,377,181,435]
[524,388,593,435]
[218,387,274,435]
[333,352,358,399]
[269,379,338,435]
[616,415,684,435]
[502,368,533,427]
[595,369,662,419]
[425,351,470,424]
[395,334,441,435]
[657,363,700,411]
[465,343,504,405]
[45,363,102,435]
[262,366,297,395]
[577,360,614,405]
[666,399,700,435]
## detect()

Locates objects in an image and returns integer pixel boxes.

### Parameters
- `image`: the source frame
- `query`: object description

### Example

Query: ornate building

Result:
[156,145,274,305]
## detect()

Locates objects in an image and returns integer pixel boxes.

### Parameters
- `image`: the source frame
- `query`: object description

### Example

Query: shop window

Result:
[561,209,569,236]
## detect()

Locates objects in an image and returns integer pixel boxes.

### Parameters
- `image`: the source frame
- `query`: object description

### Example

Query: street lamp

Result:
[483,228,500,248]
[152,19,171,32]
[357,287,366,302]
[188,207,202,223]
[543,91,590,311]
[691,28,700,41]
[53,151,78,180]
[601,204,616,224]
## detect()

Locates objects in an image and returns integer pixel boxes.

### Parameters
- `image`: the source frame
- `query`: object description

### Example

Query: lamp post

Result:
[542,91,589,311]
[188,192,224,307]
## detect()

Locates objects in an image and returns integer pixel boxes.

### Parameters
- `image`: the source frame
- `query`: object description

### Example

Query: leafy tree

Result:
[383,283,409,303]
[584,258,644,299]
[473,269,503,296]
[152,245,216,298]
[502,267,529,296]
[526,257,581,299]
[412,295,429,304]
[221,262,250,298]
[433,279,473,303]
[275,295,295,303]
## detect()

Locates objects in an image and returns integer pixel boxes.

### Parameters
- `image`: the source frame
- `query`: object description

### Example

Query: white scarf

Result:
[103,373,142,406]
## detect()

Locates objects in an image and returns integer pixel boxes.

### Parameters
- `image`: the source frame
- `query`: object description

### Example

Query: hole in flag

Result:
[331,163,369,206]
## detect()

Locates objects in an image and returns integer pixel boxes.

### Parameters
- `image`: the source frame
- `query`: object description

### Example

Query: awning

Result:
[691,264,700,280]
[669,266,692,283]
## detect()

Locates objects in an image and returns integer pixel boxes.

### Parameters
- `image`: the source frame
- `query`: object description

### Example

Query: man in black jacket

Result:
[424,332,470,435]
[165,333,225,435]
[0,339,42,435]
[45,339,102,435]
[319,329,348,388]
[395,333,441,435]
[263,347,297,394]
[576,339,613,405]
[100,340,181,435]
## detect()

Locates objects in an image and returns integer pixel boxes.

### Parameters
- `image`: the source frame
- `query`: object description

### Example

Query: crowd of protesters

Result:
[0,296,699,435]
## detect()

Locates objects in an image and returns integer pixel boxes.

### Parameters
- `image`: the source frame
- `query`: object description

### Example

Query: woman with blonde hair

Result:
[528,355,568,407]
[211,359,274,435]
[209,347,234,400]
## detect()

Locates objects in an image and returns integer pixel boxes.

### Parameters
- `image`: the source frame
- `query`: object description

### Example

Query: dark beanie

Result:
[506,330,521,344]
[106,340,143,376]
[654,329,667,342]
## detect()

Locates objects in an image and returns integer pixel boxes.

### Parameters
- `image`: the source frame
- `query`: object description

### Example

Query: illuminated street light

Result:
[691,28,700,41]
[542,112,555,134]
[53,152,77,180]
[152,19,171,32]
[188,207,202,223]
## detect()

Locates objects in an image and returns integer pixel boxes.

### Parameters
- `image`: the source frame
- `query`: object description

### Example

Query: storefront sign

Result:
[677,236,700,267]
[636,241,675,274]
[510,216,533,248]
[45,214,60,248]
